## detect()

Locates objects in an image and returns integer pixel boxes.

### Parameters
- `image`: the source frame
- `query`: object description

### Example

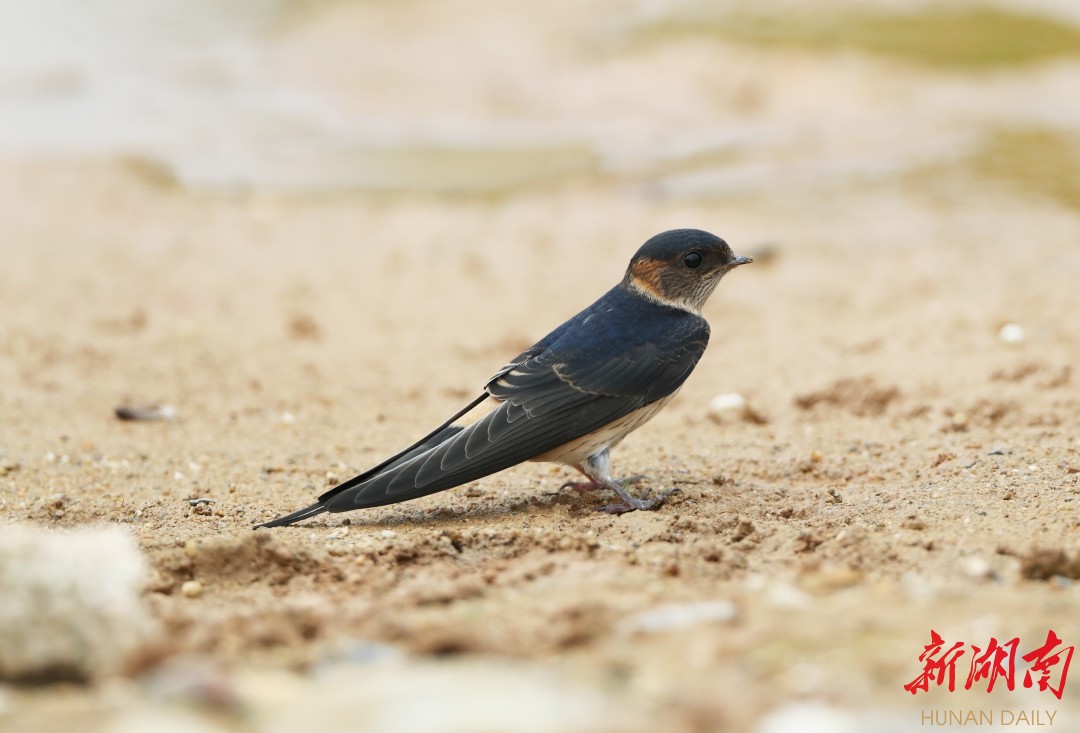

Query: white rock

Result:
[623,601,737,633]
[962,557,992,580]
[0,524,156,682]
[708,393,746,415]
[998,323,1025,344]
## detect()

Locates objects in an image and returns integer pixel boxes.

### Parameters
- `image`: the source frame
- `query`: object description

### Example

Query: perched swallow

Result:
[258,229,751,528]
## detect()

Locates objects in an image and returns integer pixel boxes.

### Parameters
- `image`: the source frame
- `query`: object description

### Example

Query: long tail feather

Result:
[258,393,488,528]
[255,501,329,529]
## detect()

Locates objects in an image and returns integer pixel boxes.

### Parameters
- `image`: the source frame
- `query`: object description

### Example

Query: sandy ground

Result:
[2,2,1080,732]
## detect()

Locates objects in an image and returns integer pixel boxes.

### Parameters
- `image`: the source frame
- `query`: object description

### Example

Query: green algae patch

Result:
[646,7,1080,70]
[970,128,1080,209]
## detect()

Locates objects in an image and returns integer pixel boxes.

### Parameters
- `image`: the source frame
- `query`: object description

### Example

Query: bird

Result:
[258,229,751,528]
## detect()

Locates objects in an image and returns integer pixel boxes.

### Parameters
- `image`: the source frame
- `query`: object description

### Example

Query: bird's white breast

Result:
[532,391,679,467]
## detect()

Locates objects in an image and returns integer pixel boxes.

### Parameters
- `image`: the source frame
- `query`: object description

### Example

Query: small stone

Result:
[115,404,176,421]
[809,450,823,463]
[998,323,1025,344]
[181,580,203,598]
[708,393,745,415]
[945,412,970,432]
[623,601,737,633]
[707,393,767,424]
[962,557,992,580]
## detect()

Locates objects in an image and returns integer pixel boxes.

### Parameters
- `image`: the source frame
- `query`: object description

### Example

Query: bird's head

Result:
[623,229,752,314]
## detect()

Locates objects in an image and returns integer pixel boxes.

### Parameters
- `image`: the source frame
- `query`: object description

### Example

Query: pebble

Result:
[181,580,203,598]
[623,600,738,633]
[708,393,746,415]
[998,323,1025,344]
[0,524,156,682]
[962,557,992,580]
[114,404,177,421]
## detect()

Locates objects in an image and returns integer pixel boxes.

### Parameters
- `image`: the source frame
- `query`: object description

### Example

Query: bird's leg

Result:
[578,450,675,514]
[599,478,678,515]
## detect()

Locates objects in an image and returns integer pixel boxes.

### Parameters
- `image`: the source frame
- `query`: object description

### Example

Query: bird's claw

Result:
[598,486,679,515]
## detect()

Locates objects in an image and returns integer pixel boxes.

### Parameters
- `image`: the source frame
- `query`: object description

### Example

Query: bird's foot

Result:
[560,474,647,493]
[598,481,678,515]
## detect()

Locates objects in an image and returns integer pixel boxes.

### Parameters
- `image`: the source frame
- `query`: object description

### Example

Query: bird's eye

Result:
[682,251,703,269]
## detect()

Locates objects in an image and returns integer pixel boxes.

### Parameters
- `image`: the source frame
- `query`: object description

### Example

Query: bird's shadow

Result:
[259,488,604,531]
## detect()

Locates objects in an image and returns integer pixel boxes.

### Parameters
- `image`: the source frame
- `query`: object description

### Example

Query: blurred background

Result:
[3,0,1079,198]
[2,1,1080,732]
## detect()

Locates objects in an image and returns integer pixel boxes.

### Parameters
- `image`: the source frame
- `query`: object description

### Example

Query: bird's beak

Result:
[730,255,753,267]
